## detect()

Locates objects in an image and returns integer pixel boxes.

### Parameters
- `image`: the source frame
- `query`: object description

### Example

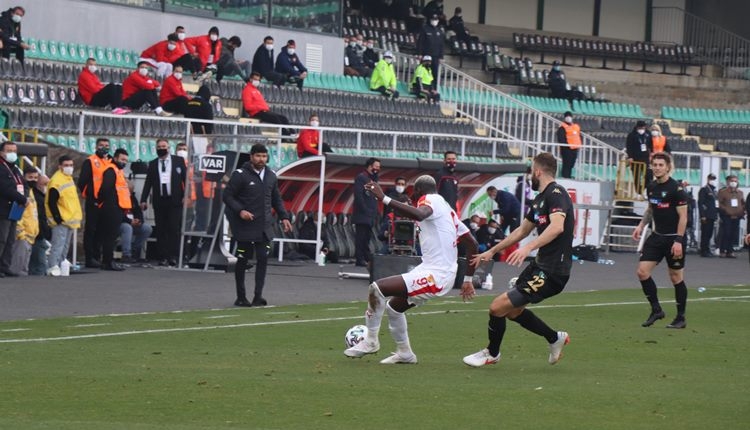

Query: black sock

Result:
[640,277,661,312]
[487,315,506,357]
[510,309,558,343]
[674,281,687,317]
[235,257,248,300]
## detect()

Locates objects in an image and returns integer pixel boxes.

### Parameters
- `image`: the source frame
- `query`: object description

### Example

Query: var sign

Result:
[199,154,226,174]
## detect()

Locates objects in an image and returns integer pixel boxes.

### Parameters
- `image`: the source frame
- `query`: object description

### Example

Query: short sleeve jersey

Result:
[416,193,469,272]
[524,182,575,276]
[646,177,687,235]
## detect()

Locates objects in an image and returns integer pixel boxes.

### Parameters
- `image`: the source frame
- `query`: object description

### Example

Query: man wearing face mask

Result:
[0,6,30,66]
[184,26,222,81]
[352,157,381,267]
[160,65,212,118]
[242,71,293,135]
[8,166,42,276]
[698,173,718,257]
[46,156,82,276]
[344,35,371,77]
[93,148,131,271]
[548,61,566,99]
[297,114,333,158]
[363,39,379,70]
[487,186,521,234]
[476,218,504,254]
[77,138,112,268]
[434,151,459,211]
[422,1,446,26]
[122,61,171,116]
[139,33,181,79]
[410,55,440,103]
[25,167,50,276]
[77,57,129,114]
[717,175,745,258]
[417,14,444,84]
[275,40,308,90]
[252,36,287,87]
[626,120,653,194]
[556,111,581,179]
[370,51,399,99]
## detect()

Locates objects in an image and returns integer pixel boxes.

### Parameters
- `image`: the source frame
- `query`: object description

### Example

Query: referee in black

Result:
[632,152,689,329]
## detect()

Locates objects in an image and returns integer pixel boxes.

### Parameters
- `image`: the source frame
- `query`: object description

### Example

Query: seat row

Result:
[24,37,139,69]
[572,99,645,119]
[662,106,750,124]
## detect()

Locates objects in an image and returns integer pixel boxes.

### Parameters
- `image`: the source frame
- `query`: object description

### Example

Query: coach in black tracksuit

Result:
[224,144,291,307]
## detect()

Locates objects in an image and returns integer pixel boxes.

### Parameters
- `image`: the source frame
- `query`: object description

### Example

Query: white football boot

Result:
[548,331,570,365]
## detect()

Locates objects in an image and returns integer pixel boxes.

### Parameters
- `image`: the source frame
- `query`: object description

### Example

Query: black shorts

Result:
[507,262,569,307]
[640,233,686,270]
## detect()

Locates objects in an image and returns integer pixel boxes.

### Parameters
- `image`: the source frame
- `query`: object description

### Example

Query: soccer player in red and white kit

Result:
[344,175,478,364]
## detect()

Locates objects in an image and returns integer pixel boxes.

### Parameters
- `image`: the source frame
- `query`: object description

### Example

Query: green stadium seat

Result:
[105,48,116,67]
[95,46,106,64]
[25,37,40,59]
[68,43,81,63]
[57,42,71,62]
[47,40,59,60]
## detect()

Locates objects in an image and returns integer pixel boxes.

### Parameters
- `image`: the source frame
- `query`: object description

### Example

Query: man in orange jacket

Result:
[296,113,333,158]
[77,57,129,114]
[242,71,292,135]
[122,61,171,116]
[184,26,222,82]
[555,111,582,179]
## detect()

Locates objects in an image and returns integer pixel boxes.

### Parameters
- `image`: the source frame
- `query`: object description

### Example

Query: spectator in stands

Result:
[548,61,566,99]
[297,113,333,158]
[77,138,111,268]
[160,65,211,116]
[275,40,308,90]
[140,139,186,267]
[434,150,459,211]
[252,35,287,87]
[120,176,152,264]
[27,168,49,276]
[448,7,476,43]
[122,62,171,116]
[77,58,130,114]
[94,148,130,271]
[9,166,39,276]
[417,14,445,83]
[486,185,521,234]
[0,6,29,66]
[370,50,399,99]
[171,26,204,75]
[216,35,251,83]
[352,157,381,267]
[650,124,671,156]
[422,0,446,26]
[411,55,440,103]
[556,111,581,179]
[184,26,222,80]
[298,211,337,263]
[626,120,652,193]
[139,33,180,79]
[378,177,412,252]
[344,37,371,77]
[698,173,718,257]
[476,218,503,254]
[362,39,379,70]
[46,155,81,276]
[717,175,745,258]
[242,71,293,135]
[462,212,481,234]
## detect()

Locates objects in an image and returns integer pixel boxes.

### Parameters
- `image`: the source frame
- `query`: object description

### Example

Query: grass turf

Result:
[0,286,748,429]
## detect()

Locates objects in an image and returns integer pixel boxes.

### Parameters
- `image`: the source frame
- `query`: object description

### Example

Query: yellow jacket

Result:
[16,191,39,244]
[46,170,83,228]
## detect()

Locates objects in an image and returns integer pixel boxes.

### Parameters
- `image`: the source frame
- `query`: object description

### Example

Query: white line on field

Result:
[204,315,240,319]
[2,328,30,332]
[2,295,748,344]
[266,311,297,315]
[69,323,110,328]
[151,319,183,322]
[324,307,358,311]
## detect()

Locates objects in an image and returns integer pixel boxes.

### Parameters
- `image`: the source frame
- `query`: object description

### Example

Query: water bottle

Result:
[597,258,615,265]
[317,251,326,267]
[60,259,71,276]
[482,273,494,290]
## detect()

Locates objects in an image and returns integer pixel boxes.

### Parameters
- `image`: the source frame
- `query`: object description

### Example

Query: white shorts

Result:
[400,264,456,306]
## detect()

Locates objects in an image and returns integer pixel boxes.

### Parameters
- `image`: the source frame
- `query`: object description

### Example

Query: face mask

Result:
[62,166,74,176]
[210,34,219,42]
[95,147,109,158]
[371,169,380,176]
[87,65,98,73]
[176,150,188,159]
[157,148,169,158]
[395,185,405,194]
[26,180,37,189]
[287,48,295,55]
[651,130,659,137]
[173,72,183,80]
[366,43,373,49]
[446,161,456,170]
[487,227,497,234]
[114,161,127,170]
[177,32,186,41]
[729,181,738,188]
[265,44,274,51]
[424,62,432,68]
[708,180,716,187]
[637,129,645,135]
[167,43,176,51]
[4,152,18,163]
[357,40,363,46]
[385,57,393,64]
[310,120,319,127]
[553,66,561,71]
[469,222,478,231]
[252,79,261,87]
[349,41,357,48]
[431,20,439,27]
[12,14,21,23]
[138,67,149,76]
[564,116,573,124]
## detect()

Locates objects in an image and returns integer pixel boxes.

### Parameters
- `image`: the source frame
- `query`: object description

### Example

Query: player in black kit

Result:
[463,152,573,368]
[632,152,689,329]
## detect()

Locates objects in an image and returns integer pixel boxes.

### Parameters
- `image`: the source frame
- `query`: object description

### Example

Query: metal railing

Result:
[652,7,750,79]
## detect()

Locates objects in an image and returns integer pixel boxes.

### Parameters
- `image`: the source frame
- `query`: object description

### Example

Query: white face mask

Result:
[265,44,274,51]
[310,120,319,127]
[87,65,98,73]
[469,222,478,231]
[138,67,149,76]
[4,152,18,163]
[173,72,183,80]
[366,43,373,49]
[430,20,439,27]
[564,116,573,123]
[708,180,716,187]
[357,40,363,46]
[287,48,295,56]
[210,34,219,42]
[177,32,186,41]
[729,181,738,188]
[12,14,21,23]
[487,227,497,234]
[62,166,74,176]
[651,130,659,136]
[385,57,393,64]
[251,79,261,87]
[349,41,357,48]
[167,43,176,51]
[176,150,188,159]
[636,129,645,135]
[395,185,405,194]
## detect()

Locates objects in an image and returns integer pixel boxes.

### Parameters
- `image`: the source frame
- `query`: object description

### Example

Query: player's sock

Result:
[510,309,558,343]
[386,302,412,355]
[640,277,661,312]
[487,315,506,357]
[234,257,248,299]
[364,282,386,342]
[673,281,687,316]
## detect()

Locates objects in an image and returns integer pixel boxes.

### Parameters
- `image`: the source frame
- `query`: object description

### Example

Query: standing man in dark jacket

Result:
[434,151,459,211]
[417,14,445,86]
[697,173,718,257]
[0,141,28,278]
[224,144,291,307]
[0,6,29,66]
[352,157,381,267]
[487,186,521,234]
[140,139,186,266]
[77,137,112,268]
[625,120,652,194]
[252,35,287,87]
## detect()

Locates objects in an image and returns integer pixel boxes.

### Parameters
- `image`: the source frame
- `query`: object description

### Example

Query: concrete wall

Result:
[19,0,342,74]
[599,0,647,41]
[543,0,595,35]
[485,0,537,30]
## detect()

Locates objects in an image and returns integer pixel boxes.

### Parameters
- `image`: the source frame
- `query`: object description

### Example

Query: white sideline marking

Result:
[69,323,110,328]
[325,307,358,311]
[2,328,30,332]
[266,311,297,315]
[2,295,748,344]
[205,315,240,319]
[151,319,183,322]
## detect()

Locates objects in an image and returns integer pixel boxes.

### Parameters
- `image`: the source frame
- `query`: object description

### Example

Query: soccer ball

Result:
[508,276,519,289]
[345,325,368,348]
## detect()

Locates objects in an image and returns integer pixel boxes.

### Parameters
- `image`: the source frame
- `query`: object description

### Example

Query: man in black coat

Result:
[417,14,445,85]
[625,120,652,194]
[352,157,381,267]
[251,35,287,87]
[0,6,29,65]
[434,151,458,211]
[698,173,718,257]
[224,144,292,307]
[0,141,28,278]
[140,139,186,267]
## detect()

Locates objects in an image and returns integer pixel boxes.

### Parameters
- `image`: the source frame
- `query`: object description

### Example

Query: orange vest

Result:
[652,135,666,153]
[83,155,112,199]
[561,123,582,149]
[188,162,216,201]
[115,168,132,210]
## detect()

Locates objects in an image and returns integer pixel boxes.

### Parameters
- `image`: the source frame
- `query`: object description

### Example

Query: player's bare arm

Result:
[365,181,433,221]
[633,206,653,240]
[469,219,535,267]
[506,212,566,266]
